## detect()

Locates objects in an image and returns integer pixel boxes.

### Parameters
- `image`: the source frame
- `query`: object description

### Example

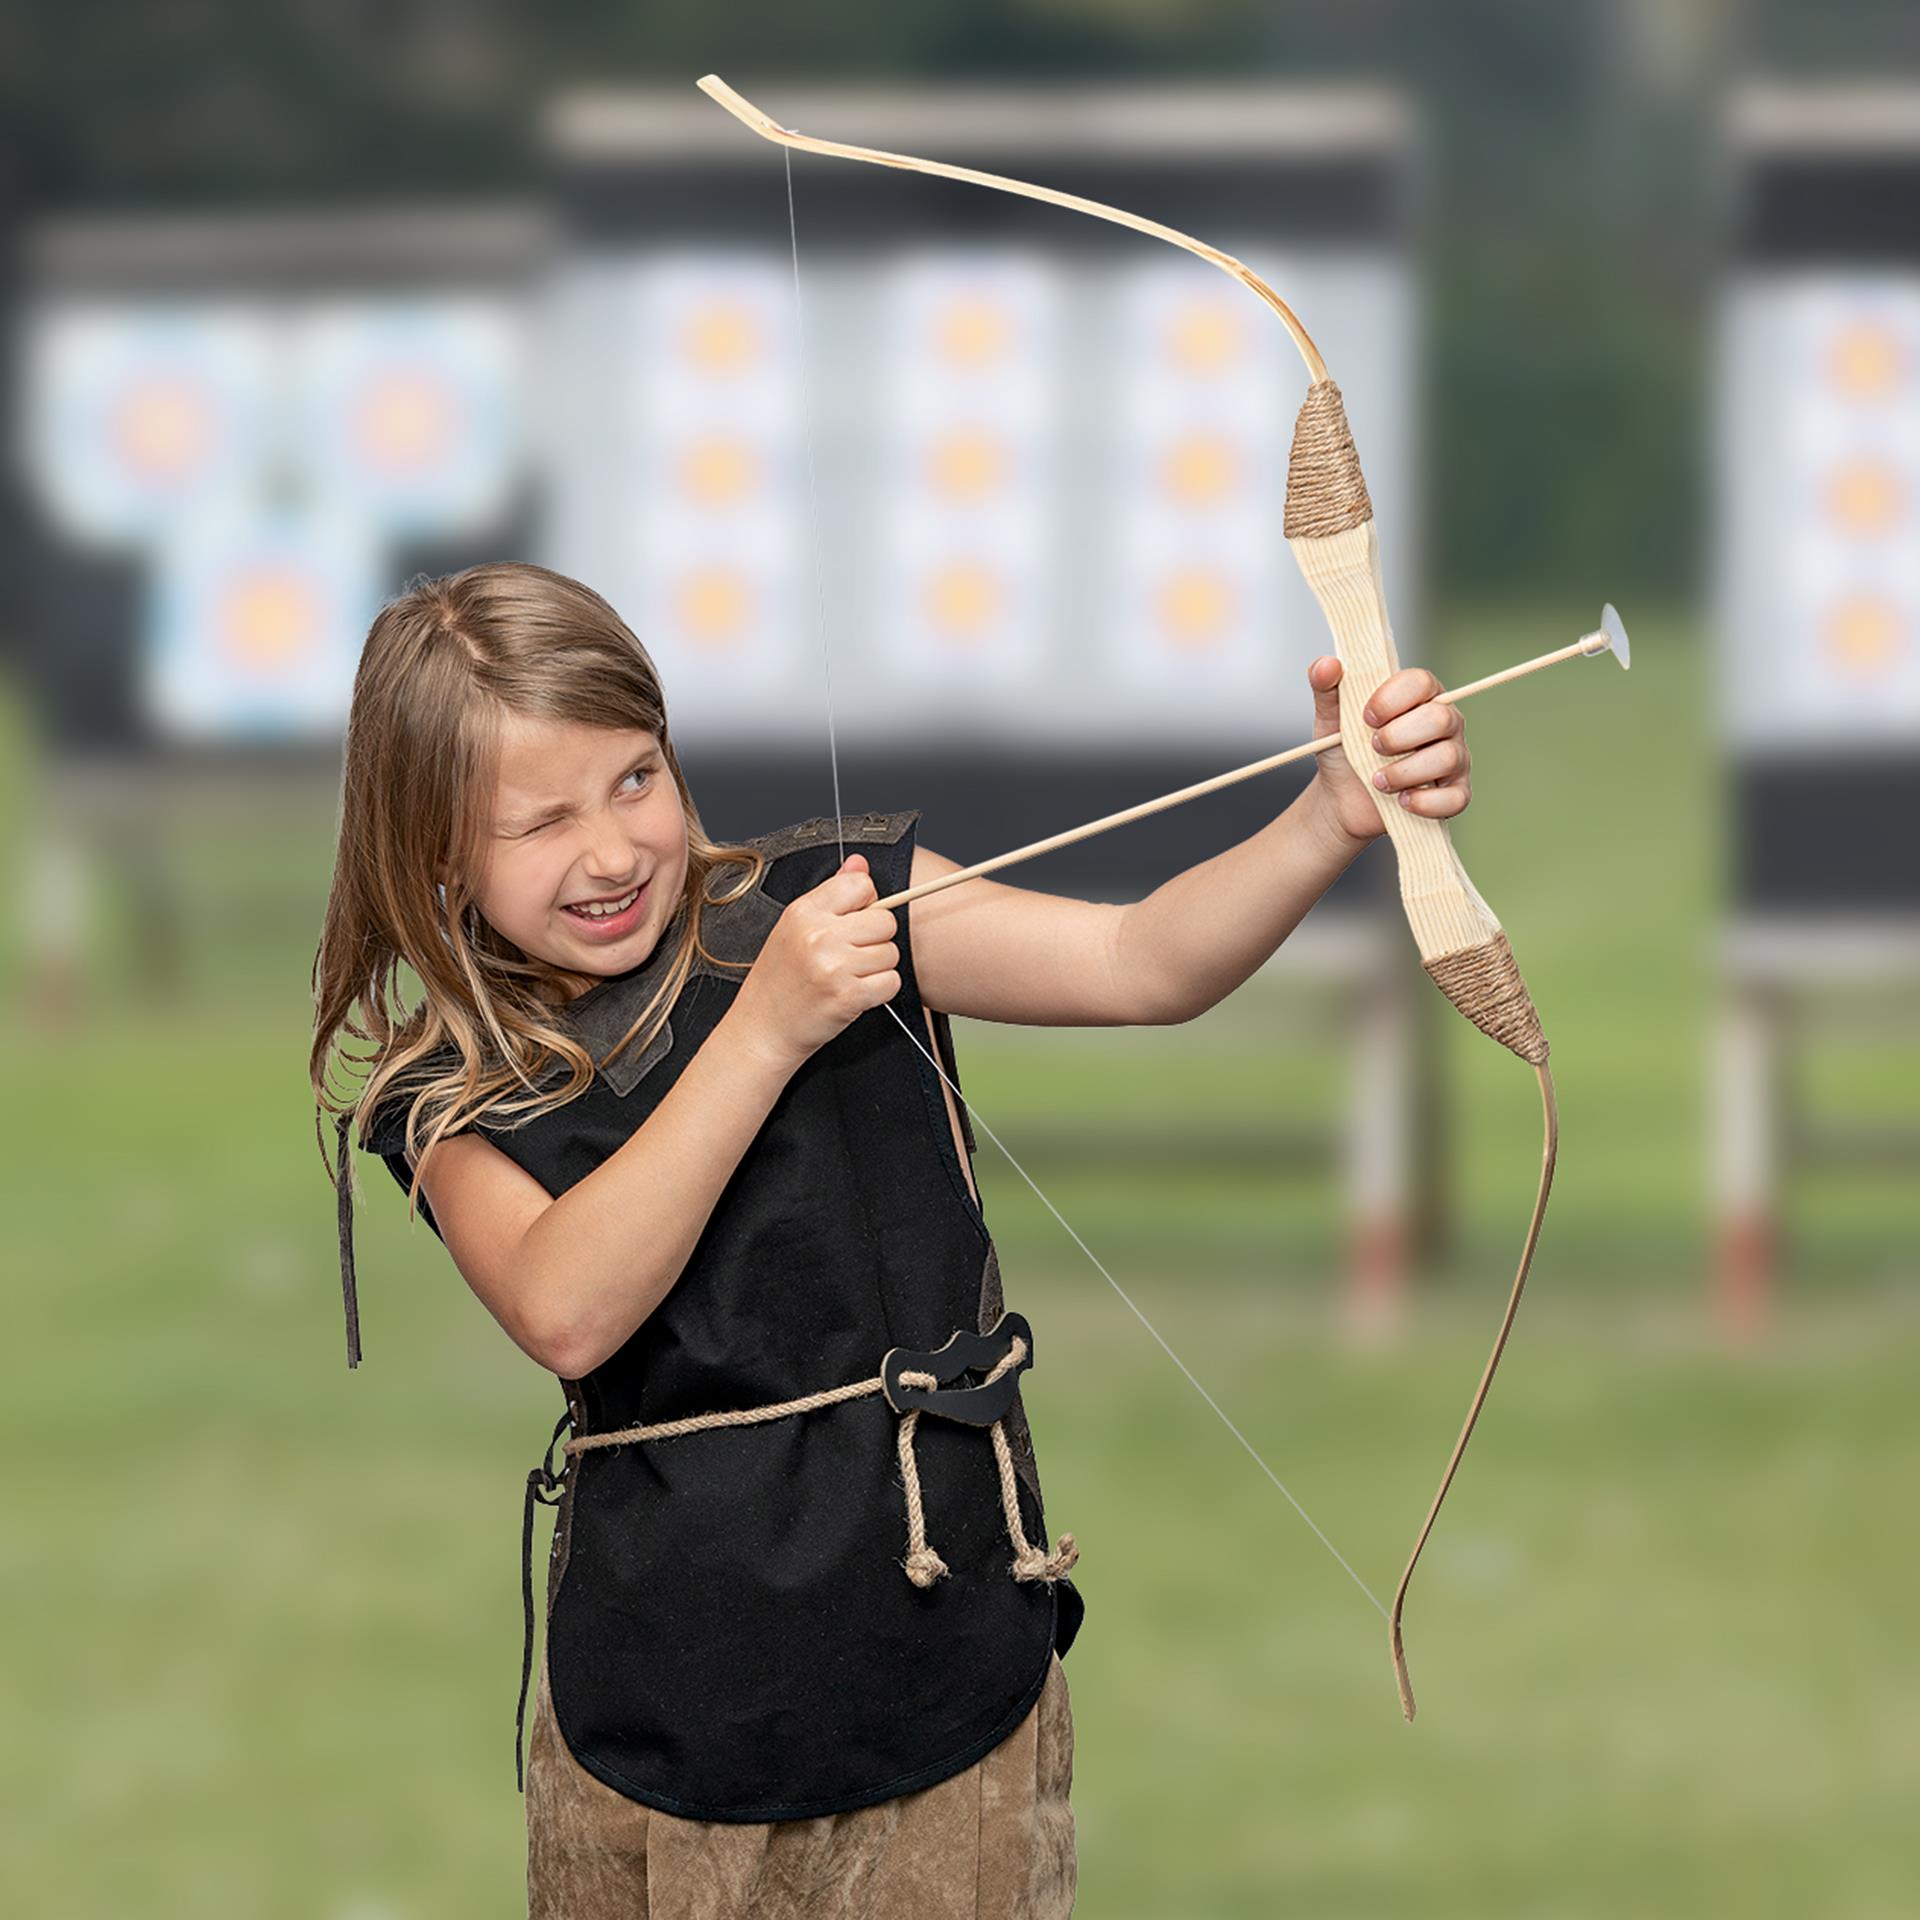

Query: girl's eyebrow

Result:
[497,750,664,832]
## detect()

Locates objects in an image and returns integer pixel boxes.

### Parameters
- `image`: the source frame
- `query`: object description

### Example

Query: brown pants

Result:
[526,1647,1077,1919]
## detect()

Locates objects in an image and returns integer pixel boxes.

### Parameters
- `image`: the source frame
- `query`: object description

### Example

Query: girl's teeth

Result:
[568,887,638,918]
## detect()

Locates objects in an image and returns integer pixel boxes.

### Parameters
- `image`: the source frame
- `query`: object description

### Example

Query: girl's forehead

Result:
[492,714,659,793]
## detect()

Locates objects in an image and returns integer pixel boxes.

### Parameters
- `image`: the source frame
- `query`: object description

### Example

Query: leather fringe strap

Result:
[1424,932,1551,1066]
[335,1111,363,1369]
[517,1408,575,1793]
[1283,379,1373,540]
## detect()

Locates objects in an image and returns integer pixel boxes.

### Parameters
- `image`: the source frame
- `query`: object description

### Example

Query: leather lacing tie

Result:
[513,1316,1077,1793]
[334,1111,363,1369]
[517,1407,575,1793]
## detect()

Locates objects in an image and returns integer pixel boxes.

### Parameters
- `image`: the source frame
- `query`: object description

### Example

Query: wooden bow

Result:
[698,73,1559,1723]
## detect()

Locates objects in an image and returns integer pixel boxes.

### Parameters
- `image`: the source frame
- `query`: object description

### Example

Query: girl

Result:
[310,560,1470,1918]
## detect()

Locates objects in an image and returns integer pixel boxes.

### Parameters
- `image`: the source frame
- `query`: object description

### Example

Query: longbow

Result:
[697,74,1559,1723]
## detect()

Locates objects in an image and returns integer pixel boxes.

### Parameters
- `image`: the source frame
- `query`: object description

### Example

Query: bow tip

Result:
[695,74,784,140]
[1392,1628,1417,1722]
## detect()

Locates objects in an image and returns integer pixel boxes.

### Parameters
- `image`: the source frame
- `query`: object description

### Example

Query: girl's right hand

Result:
[731,855,901,1073]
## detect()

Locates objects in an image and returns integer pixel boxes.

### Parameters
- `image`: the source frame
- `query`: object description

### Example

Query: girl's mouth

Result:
[559,879,648,939]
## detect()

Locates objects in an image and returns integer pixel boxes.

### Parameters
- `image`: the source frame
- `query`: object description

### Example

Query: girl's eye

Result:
[508,762,656,836]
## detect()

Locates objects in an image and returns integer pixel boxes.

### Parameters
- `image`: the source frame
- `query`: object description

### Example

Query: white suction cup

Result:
[1600,602,1630,670]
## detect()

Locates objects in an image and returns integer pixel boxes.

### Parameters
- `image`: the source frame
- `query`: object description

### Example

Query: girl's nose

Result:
[580,812,642,882]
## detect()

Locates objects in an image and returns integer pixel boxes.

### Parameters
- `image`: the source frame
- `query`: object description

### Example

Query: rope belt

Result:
[514,1316,1078,1792]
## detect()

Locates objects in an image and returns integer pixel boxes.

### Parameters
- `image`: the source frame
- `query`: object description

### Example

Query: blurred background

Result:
[4,3,1917,1915]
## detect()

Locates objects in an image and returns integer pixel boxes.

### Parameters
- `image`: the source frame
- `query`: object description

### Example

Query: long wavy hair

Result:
[310,561,765,1233]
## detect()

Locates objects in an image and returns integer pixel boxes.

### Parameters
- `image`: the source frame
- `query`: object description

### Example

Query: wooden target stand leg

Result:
[1342,964,1417,1335]
[1712,976,1780,1339]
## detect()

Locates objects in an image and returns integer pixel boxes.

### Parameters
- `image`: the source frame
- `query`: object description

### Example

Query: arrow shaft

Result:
[876,637,1588,910]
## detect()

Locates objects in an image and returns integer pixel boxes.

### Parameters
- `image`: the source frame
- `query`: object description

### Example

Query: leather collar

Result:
[555,810,919,1099]
[557,882,782,1097]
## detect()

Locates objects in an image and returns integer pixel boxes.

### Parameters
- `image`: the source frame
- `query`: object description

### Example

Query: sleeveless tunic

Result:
[356,809,1084,1822]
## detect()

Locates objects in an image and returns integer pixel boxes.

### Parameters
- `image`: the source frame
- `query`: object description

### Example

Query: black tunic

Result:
[358,809,1084,1821]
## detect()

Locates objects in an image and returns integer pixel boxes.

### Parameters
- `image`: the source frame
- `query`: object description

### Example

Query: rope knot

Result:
[1012,1531,1079,1582]
[902,1545,951,1587]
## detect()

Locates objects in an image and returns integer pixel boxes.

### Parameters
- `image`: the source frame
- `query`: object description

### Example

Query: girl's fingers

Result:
[1371,741,1469,792]
[847,904,898,941]
[812,869,878,911]
[1371,700,1461,756]
[1361,668,1442,725]
[1396,781,1470,818]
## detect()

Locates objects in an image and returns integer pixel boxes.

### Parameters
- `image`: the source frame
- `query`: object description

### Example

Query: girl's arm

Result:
[405,1015,796,1378]
[910,657,1470,1028]
[410,858,899,1379]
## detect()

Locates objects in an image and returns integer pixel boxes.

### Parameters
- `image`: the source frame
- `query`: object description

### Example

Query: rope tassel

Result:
[892,1347,1080,1588]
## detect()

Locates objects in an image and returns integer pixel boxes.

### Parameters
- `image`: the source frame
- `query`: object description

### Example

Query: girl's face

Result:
[472,712,690,986]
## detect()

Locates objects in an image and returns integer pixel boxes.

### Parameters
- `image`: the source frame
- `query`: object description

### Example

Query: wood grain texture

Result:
[1288,522,1505,965]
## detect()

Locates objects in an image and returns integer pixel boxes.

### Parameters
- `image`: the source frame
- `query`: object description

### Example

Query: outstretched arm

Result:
[908,657,1469,1028]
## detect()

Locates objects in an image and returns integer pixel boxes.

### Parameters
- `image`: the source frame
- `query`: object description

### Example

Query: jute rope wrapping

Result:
[562,1335,1079,1589]
[1282,379,1373,540]
[1425,931,1550,1066]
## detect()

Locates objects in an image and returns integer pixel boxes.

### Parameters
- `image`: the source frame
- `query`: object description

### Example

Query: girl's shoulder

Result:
[356,1046,470,1160]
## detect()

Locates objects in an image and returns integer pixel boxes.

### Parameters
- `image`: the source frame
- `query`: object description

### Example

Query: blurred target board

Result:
[542,85,1419,879]
[1716,86,1920,909]
[1710,87,1920,1322]
[12,96,1417,899]
[16,210,539,750]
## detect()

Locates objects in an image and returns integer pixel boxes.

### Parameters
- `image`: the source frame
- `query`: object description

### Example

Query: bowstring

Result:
[779,148,1389,1627]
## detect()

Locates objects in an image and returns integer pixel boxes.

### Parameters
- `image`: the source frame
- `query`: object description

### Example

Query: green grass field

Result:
[4,605,1916,1916]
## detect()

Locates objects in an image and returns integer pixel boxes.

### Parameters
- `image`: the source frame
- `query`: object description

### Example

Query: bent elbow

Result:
[539,1299,662,1381]
[538,1319,604,1382]
[520,1284,594,1378]
[1131,980,1199,1026]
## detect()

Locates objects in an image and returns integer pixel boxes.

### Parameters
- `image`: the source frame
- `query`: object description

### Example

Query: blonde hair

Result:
[309,561,764,1361]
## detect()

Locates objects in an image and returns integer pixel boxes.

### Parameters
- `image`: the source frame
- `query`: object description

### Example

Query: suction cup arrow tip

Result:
[1601,602,1630,670]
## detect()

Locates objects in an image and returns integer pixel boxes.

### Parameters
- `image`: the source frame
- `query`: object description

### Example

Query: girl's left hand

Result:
[1305,656,1471,848]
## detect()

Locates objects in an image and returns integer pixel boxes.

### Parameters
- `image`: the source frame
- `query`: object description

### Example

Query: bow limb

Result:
[695,75,1328,384]
[1283,383,1558,1720]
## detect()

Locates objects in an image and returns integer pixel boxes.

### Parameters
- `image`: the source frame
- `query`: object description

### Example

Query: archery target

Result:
[146,502,378,741]
[1717,276,1920,750]
[625,255,811,736]
[1106,264,1282,709]
[20,301,275,548]
[872,253,1060,712]
[290,297,527,536]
